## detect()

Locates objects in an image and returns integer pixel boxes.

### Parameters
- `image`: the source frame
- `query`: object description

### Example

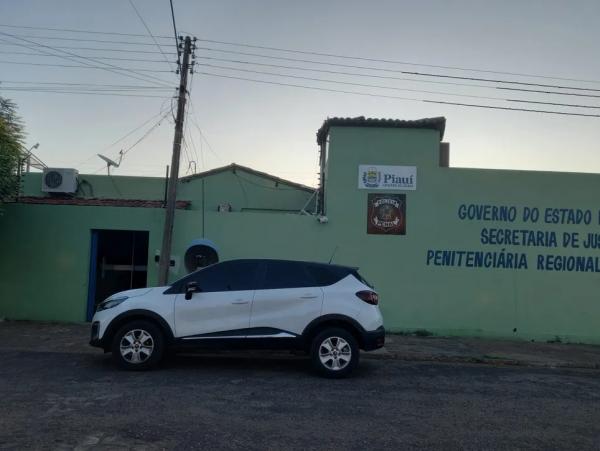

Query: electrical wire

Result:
[182,69,201,170]
[180,78,194,175]
[169,0,181,68]
[0,23,172,39]
[193,37,600,86]
[187,97,223,163]
[193,47,600,93]
[0,59,173,73]
[0,32,174,87]
[75,99,173,167]
[1,80,173,90]
[1,23,596,87]
[2,23,595,86]
[193,62,600,109]
[187,126,203,170]
[122,111,169,158]
[127,0,177,72]
[2,33,173,47]
[91,108,172,173]
[0,87,171,97]
[0,49,169,63]
[0,41,168,55]
[195,71,600,118]
[194,55,600,99]
[181,136,193,174]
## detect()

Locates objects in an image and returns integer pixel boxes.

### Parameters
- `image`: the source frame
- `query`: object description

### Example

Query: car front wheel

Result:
[310,328,359,378]
[111,320,164,371]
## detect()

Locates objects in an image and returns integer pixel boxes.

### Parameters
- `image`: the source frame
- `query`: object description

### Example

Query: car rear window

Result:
[307,264,352,287]
[351,270,374,288]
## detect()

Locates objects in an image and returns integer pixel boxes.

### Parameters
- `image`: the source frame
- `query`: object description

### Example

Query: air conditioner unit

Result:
[41,168,79,193]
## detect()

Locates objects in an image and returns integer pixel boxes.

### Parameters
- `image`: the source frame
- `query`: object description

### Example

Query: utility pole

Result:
[158,36,193,285]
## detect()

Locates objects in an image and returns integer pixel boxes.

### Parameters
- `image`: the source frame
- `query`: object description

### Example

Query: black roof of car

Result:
[222,258,357,271]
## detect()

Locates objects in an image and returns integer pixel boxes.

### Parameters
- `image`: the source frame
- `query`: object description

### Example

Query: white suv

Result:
[90,259,385,377]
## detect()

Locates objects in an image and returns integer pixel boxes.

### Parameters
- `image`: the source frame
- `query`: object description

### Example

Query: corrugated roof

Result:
[181,163,315,191]
[18,197,190,209]
[316,116,446,145]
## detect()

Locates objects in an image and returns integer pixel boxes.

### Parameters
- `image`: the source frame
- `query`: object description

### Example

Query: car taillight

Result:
[356,290,379,305]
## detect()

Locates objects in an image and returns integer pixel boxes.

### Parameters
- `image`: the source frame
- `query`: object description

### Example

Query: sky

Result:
[1,0,599,187]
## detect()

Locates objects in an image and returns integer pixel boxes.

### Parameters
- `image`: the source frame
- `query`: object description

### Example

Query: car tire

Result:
[310,327,359,378]
[111,320,164,371]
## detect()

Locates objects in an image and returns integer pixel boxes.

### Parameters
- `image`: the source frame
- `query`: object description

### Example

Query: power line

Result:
[183,69,200,170]
[195,63,600,109]
[0,49,170,63]
[169,0,181,68]
[1,80,173,89]
[0,31,173,85]
[0,59,173,73]
[0,41,167,54]
[187,97,223,163]
[195,71,600,118]
[193,47,600,93]
[0,32,174,87]
[194,55,600,100]
[186,126,203,170]
[0,88,171,98]
[122,109,171,157]
[3,33,173,47]
[2,23,597,87]
[127,0,177,72]
[194,37,600,86]
[76,100,173,167]
[0,23,172,39]
[181,136,193,174]
[91,108,172,173]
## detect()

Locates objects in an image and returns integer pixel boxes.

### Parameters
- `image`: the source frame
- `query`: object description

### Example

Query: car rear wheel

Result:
[111,320,164,371]
[310,328,359,378]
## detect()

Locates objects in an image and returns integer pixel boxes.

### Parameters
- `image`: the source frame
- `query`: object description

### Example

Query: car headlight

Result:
[96,296,129,312]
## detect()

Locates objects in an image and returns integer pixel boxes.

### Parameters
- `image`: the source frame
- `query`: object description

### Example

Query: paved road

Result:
[1,344,599,450]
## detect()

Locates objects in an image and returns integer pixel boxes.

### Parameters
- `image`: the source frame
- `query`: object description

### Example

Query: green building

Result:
[2,116,600,343]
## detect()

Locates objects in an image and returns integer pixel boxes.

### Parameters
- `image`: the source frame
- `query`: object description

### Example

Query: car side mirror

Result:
[185,281,199,300]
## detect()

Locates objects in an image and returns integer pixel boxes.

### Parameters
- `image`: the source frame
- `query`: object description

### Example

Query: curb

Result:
[361,349,600,370]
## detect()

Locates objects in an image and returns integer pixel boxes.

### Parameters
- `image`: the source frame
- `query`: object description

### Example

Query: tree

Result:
[0,96,25,204]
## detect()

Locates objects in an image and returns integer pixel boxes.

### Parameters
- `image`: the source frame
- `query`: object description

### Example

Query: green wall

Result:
[316,126,600,343]
[0,204,163,321]
[0,166,315,323]
[3,125,600,345]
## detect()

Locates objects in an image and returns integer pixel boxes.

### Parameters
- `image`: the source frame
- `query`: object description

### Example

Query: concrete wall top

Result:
[21,165,315,213]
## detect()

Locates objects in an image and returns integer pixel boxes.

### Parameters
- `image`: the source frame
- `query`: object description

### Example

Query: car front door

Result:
[250,260,324,337]
[174,260,258,339]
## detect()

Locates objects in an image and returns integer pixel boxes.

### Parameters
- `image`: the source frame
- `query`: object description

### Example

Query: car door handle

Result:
[231,300,249,305]
[299,295,318,299]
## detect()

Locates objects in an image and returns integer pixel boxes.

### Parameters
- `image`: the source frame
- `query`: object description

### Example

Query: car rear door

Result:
[249,260,323,337]
[174,260,258,339]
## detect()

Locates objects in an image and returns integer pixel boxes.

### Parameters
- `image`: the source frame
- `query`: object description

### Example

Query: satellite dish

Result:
[184,239,219,273]
[97,151,123,175]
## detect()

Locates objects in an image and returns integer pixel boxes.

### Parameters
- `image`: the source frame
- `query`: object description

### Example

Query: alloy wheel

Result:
[318,336,352,370]
[120,329,154,364]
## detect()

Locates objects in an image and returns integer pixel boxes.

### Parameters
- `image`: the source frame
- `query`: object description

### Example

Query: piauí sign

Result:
[358,165,417,190]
